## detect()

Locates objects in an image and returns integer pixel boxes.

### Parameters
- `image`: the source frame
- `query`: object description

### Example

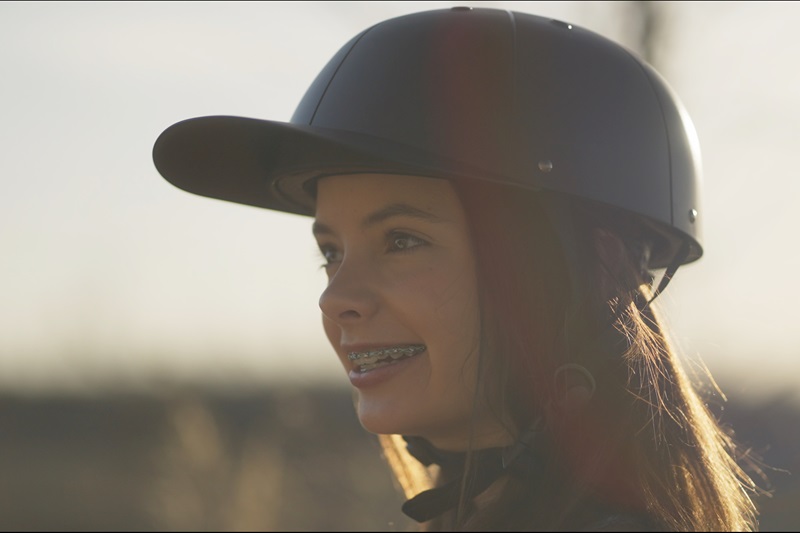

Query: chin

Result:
[354,395,425,436]
[354,397,464,448]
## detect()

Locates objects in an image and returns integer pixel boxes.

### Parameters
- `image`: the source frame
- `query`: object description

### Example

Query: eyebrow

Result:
[312,202,445,237]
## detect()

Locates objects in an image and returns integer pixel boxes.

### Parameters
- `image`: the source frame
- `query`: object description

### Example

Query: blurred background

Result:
[0,1,798,530]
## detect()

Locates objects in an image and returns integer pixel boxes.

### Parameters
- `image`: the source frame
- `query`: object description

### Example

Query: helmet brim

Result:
[152,114,516,217]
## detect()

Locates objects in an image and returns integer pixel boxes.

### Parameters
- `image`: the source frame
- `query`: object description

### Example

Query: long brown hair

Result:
[379,178,761,531]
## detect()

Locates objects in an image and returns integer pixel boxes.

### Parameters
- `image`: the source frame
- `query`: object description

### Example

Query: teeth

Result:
[358,360,394,373]
[348,344,426,364]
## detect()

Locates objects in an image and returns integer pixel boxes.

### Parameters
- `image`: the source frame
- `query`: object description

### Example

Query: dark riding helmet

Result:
[153,7,702,270]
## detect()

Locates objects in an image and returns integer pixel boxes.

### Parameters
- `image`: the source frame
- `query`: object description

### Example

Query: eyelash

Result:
[316,231,428,268]
[387,231,428,252]
[317,244,341,268]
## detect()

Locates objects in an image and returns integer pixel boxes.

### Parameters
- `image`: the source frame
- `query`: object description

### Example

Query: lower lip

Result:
[347,351,425,388]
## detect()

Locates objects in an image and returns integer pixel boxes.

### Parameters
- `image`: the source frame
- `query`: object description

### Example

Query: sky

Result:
[1,1,798,400]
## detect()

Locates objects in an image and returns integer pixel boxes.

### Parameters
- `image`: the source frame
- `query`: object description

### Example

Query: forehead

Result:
[314,173,462,218]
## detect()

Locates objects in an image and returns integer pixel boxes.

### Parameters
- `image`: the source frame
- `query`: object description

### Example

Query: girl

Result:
[153,7,761,531]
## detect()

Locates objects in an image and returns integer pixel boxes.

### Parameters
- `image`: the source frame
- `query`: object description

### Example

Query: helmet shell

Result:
[153,7,703,267]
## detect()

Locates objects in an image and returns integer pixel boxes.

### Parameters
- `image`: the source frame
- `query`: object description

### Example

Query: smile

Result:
[348,344,426,372]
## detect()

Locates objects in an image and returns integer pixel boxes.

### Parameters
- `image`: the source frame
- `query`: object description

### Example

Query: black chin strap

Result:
[538,193,692,317]
[640,238,691,310]
[400,425,543,523]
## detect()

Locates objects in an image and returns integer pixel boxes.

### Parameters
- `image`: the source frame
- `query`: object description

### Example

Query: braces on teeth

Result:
[348,345,426,363]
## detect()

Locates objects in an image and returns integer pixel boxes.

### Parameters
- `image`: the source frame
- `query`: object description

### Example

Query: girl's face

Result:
[314,173,511,451]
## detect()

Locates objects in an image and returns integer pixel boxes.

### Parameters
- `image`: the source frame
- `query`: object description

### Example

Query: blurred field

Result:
[0,384,796,531]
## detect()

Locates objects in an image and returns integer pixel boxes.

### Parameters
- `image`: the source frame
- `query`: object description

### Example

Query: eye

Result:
[387,232,428,252]
[317,244,342,268]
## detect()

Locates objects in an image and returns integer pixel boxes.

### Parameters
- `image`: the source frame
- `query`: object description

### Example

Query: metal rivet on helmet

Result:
[538,160,554,173]
[550,19,573,30]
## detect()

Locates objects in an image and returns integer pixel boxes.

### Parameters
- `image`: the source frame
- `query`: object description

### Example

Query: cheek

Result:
[431,266,479,329]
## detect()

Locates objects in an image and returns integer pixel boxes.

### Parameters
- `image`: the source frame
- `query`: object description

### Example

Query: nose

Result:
[318,257,379,325]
